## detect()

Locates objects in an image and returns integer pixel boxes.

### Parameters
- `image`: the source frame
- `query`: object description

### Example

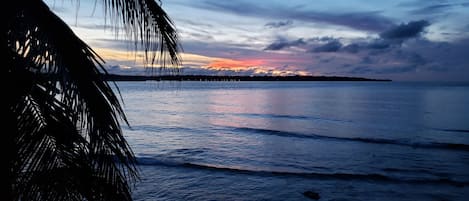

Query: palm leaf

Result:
[103,0,181,67]
[2,0,181,200]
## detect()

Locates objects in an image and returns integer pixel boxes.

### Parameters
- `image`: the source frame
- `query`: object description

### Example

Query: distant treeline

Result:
[101,74,391,82]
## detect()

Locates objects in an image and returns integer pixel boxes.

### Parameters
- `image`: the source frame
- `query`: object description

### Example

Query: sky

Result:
[45,0,469,81]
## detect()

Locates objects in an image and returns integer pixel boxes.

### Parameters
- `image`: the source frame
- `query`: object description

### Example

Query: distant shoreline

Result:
[102,74,391,82]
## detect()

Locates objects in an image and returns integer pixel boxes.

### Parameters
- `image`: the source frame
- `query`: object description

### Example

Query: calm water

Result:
[116,81,469,201]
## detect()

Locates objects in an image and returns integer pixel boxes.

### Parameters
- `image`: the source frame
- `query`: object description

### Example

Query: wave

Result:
[136,157,467,187]
[128,125,204,134]
[167,148,209,155]
[231,112,353,123]
[231,127,469,152]
[235,113,310,120]
[128,125,469,152]
[382,167,450,177]
[429,127,469,134]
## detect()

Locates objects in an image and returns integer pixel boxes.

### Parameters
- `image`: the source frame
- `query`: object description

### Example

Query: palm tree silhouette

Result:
[2,0,180,200]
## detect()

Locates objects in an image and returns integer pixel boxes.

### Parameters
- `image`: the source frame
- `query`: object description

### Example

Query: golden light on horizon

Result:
[94,47,313,76]
[205,59,265,71]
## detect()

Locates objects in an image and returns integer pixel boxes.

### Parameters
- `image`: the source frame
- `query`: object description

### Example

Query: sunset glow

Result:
[46,0,469,80]
[206,59,265,70]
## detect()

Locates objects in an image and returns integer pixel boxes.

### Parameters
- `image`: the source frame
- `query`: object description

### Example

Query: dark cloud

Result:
[346,66,373,74]
[411,4,453,15]
[404,52,427,66]
[264,38,306,50]
[331,39,394,54]
[319,56,336,63]
[336,37,469,78]
[367,39,392,49]
[403,1,469,15]
[348,65,417,74]
[381,66,418,74]
[308,37,338,42]
[310,40,343,53]
[342,44,360,53]
[265,20,293,28]
[197,0,394,32]
[323,12,393,32]
[424,65,450,72]
[264,20,430,54]
[338,20,431,54]
[380,20,430,40]
[360,56,373,64]
[405,38,469,71]
[325,39,391,54]
[397,0,451,7]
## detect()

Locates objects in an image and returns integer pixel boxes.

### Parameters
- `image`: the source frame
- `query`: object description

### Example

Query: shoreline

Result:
[102,74,391,82]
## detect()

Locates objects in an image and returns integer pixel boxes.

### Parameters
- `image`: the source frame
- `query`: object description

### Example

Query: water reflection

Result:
[117,82,469,200]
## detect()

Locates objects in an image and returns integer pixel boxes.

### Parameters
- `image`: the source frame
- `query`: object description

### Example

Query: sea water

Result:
[115,81,469,201]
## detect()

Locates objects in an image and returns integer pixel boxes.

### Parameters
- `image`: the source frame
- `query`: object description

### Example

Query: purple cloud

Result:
[196,0,394,32]
[265,20,293,28]
[310,40,343,53]
[380,20,430,40]
[264,38,306,51]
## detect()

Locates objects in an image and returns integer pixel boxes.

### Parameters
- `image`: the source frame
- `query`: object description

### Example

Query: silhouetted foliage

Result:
[2,0,180,200]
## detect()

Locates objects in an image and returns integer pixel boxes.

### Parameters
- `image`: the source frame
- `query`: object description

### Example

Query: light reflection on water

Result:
[116,81,469,200]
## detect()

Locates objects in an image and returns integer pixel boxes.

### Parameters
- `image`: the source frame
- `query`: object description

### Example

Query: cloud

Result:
[380,20,430,40]
[264,38,306,50]
[265,20,293,28]
[334,37,469,79]
[77,24,121,30]
[181,31,214,41]
[99,37,469,81]
[411,4,453,15]
[406,38,469,70]
[407,2,469,15]
[308,37,339,43]
[334,20,431,54]
[49,5,69,13]
[206,59,264,70]
[360,56,373,64]
[367,39,392,49]
[404,52,427,66]
[177,19,214,28]
[348,65,417,74]
[342,44,360,53]
[195,0,394,32]
[310,40,343,53]
[261,20,431,56]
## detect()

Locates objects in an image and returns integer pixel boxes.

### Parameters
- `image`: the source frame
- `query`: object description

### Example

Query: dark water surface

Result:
[116,81,469,201]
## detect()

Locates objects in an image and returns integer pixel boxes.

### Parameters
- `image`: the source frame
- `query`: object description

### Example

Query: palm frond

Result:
[3,0,181,200]
[102,0,181,67]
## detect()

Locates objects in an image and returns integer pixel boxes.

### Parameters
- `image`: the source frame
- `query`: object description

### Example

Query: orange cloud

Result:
[94,47,215,68]
[94,47,311,76]
[206,59,265,70]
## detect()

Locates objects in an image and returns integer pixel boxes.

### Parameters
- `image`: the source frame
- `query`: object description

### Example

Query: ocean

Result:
[115,81,469,201]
